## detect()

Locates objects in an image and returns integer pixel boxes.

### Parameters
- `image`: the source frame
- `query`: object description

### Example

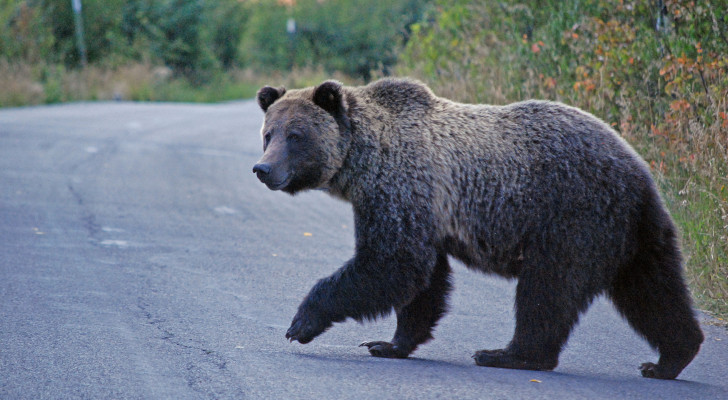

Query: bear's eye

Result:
[263,132,272,149]
[287,131,303,142]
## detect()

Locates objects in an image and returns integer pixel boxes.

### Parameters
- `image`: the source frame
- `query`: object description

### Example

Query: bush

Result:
[39,0,129,65]
[0,1,55,63]
[120,0,221,81]
[240,0,431,80]
[1,0,429,87]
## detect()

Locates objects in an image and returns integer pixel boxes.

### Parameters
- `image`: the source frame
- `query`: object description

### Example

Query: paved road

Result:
[1,101,727,399]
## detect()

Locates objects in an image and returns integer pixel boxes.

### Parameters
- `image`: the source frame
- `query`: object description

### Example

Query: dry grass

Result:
[0,61,361,109]
[0,60,46,106]
[0,61,162,106]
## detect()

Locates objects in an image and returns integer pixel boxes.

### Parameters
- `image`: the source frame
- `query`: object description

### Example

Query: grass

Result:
[0,60,359,108]
[665,163,728,320]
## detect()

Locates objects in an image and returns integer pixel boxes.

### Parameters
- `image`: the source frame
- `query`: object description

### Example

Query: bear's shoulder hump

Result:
[365,78,436,112]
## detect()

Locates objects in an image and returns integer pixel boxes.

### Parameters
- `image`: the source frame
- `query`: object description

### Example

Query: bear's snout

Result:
[252,162,272,176]
[253,162,290,190]
[252,162,274,186]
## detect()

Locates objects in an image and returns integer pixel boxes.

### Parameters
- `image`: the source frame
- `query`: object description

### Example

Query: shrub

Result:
[240,0,431,80]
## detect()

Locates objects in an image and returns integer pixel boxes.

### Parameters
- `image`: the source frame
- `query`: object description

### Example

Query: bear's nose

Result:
[252,163,272,175]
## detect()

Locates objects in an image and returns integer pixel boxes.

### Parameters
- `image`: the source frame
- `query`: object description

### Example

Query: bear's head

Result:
[253,80,351,195]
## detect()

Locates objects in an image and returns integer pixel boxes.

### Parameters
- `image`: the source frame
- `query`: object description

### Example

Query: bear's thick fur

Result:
[252,78,703,379]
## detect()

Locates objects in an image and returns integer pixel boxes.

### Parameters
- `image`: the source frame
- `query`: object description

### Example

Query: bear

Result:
[252,78,703,379]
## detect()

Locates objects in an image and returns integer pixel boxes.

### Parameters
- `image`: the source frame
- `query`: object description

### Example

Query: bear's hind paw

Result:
[639,362,681,380]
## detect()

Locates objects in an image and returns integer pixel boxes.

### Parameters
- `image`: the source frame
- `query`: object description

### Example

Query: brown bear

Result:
[252,78,703,379]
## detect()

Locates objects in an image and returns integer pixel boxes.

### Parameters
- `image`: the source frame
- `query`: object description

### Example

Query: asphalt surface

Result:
[1,100,727,399]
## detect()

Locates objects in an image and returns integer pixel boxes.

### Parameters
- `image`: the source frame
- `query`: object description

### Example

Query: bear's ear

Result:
[313,80,346,116]
[257,86,286,112]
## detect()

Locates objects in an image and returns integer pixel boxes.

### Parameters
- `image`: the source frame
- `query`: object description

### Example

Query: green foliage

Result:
[208,0,249,69]
[238,0,290,71]
[39,0,129,64]
[3,0,420,107]
[0,1,55,62]
[1,0,427,84]
[295,0,426,78]
[2,0,247,79]
[120,0,220,81]
[240,0,430,79]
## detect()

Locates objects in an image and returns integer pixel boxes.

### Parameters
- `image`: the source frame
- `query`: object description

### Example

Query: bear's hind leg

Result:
[609,227,703,380]
[474,261,594,371]
[361,253,452,358]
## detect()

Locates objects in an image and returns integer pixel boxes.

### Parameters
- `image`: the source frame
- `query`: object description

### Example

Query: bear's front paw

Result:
[359,341,410,358]
[285,308,331,344]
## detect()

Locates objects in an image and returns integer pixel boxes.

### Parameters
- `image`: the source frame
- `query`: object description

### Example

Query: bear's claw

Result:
[360,341,409,358]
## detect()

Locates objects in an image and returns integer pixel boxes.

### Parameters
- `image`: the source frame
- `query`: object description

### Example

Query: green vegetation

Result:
[1,0,725,320]
[241,0,426,79]
[0,0,427,106]
[397,0,728,320]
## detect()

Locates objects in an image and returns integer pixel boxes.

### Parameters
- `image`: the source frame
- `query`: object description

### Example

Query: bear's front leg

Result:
[285,198,438,346]
[285,244,437,345]
[361,253,452,358]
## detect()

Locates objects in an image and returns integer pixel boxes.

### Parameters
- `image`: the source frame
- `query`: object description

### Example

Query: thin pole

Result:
[71,0,87,67]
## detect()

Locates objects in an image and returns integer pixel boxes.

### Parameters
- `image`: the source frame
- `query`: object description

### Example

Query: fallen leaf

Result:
[530,379,542,383]
[303,232,313,237]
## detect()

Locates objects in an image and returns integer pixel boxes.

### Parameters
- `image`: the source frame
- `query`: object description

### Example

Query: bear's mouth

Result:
[264,174,292,191]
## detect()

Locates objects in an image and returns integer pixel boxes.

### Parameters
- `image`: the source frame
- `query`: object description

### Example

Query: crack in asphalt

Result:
[137,299,227,369]
[136,299,237,397]
[67,182,102,241]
